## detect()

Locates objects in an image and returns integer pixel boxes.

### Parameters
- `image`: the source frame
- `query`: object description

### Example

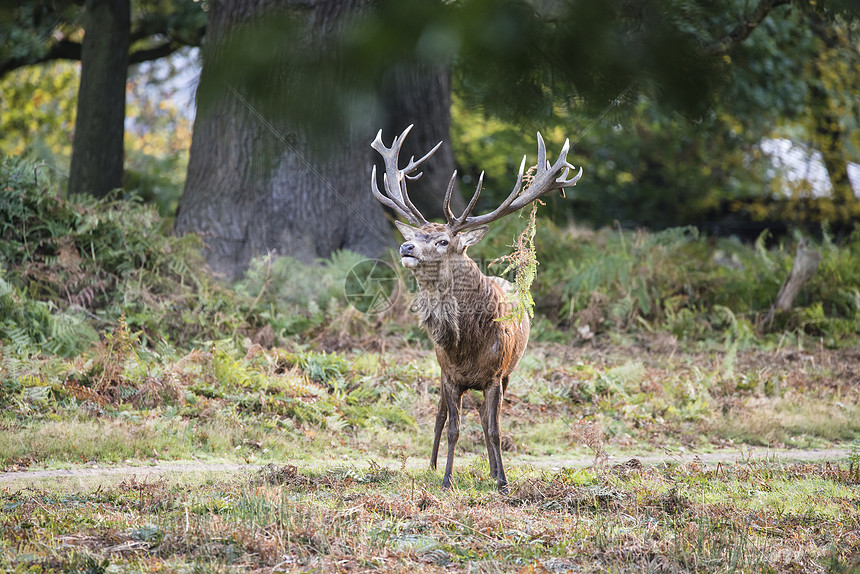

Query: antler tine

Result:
[384,171,428,226]
[448,155,525,232]
[371,130,411,218]
[443,171,458,226]
[447,171,486,231]
[370,165,417,224]
[537,131,547,175]
[403,140,443,180]
[455,134,582,231]
[370,124,442,227]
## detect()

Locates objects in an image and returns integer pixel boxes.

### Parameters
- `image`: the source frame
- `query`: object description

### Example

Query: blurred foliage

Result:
[0,62,79,164]
[452,2,860,232]
[0,0,205,74]
[0,2,83,68]
[452,95,764,230]
[236,250,370,337]
[199,0,857,132]
[123,52,197,219]
[198,0,735,139]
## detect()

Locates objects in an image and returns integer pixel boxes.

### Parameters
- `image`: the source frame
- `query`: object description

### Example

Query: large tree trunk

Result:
[176,0,459,280]
[68,0,130,198]
[381,64,464,218]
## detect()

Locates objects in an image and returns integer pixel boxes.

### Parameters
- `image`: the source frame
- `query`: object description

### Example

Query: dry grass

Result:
[1,458,857,573]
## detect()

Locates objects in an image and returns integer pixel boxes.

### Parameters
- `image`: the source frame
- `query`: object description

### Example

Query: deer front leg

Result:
[441,385,463,490]
[484,381,508,494]
[430,394,447,470]
[478,398,498,480]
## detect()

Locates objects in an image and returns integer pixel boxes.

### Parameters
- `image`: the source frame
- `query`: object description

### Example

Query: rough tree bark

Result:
[67,0,130,198]
[176,0,460,280]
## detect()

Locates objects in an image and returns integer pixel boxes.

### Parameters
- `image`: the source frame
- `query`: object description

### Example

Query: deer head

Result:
[370,124,582,270]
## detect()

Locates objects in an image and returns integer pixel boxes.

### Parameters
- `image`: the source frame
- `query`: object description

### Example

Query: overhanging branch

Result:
[129,40,183,64]
[706,0,792,55]
[0,24,204,79]
[0,40,81,77]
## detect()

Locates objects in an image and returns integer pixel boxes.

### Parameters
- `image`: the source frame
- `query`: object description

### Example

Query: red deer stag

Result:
[370,125,581,492]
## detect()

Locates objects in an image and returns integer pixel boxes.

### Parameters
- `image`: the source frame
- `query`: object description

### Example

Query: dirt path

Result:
[0,461,256,483]
[0,447,851,484]
[522,445,852,469]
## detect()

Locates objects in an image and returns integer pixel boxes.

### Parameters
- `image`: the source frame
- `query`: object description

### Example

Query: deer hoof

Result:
[497,482,509,495]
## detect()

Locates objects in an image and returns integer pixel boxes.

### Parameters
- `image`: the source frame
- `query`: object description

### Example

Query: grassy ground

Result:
[1,454,858,573]
[2,341,859,573]
[3,341,859,472]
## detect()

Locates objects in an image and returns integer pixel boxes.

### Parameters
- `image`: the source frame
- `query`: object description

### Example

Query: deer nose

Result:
[400,242,415,257]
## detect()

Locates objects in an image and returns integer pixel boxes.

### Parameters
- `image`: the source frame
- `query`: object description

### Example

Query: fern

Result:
[1,157,255,351]
[213,350,256,389]
[3,326,32,354]
[61,379,107,405]
[122,350,149,385]
[754,229,777,272]
[296,351,349,386]
[275,370,326,398]
[47,312,98,356]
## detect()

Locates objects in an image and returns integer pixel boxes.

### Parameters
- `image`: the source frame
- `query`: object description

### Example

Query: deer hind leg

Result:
[484,380,508,494]
[478,398,498,480]
[441,385,463,490]
[430,395,447,470]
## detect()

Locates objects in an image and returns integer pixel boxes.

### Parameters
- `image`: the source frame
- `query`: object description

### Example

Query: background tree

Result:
[176,0,464,279]
[67,0,130,198]
[0,0,206,197]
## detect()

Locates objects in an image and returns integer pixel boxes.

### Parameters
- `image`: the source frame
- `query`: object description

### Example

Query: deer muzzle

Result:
[399,242,420,268]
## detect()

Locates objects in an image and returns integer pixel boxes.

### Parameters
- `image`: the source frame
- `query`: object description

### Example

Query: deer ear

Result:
[456,226,489,250]
[394,220,420,242]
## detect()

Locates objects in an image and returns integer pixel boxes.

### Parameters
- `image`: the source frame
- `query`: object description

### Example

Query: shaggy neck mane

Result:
[413,256,499,351]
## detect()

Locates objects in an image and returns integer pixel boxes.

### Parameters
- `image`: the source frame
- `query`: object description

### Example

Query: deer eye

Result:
[437,240,448,247]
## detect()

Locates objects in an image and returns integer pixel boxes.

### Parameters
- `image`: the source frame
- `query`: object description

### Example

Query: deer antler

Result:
[447,132,582,233]
[370,124,442,227]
